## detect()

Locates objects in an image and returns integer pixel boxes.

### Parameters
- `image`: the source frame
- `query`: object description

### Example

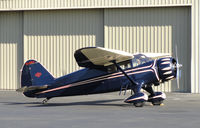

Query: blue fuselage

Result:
[30,60,160,99]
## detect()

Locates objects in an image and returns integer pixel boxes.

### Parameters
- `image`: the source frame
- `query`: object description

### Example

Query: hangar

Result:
[0,0,199,93]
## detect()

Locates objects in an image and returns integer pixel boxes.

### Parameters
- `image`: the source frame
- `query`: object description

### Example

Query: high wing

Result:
[74,47,133,68]
[137,53,171,59]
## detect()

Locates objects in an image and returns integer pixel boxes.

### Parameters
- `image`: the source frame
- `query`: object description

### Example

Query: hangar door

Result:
[24,9,104,78]
[104,7,191,92]
[0,12,23,90]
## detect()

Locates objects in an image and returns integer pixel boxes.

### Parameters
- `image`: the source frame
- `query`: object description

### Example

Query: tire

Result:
[152,100,163,106]
[133,102,144,107]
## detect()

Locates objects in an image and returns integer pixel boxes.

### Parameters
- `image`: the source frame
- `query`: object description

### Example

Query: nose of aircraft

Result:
[171,57,182,78]
[157,57,182,83]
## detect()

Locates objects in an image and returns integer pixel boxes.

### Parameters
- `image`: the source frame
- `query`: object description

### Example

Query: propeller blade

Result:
[175,45,182,89]
[176,68,180,89]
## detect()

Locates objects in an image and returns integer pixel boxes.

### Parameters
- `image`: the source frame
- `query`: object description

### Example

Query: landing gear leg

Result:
[42,97,51,104]
[112,61,147,107]
[142,85,155,97]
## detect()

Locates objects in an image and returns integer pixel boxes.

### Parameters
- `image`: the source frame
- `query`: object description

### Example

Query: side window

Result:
[132,59,141,67]
[106,60,132,73]
[107,65,117,73]
[119,61,132,70]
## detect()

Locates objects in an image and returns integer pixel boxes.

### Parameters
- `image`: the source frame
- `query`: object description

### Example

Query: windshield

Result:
[107,54,153,72]
[132,54,153,67]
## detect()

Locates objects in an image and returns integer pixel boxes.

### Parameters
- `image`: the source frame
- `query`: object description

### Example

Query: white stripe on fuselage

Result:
[36,63,158,94]
[152,59,160,81]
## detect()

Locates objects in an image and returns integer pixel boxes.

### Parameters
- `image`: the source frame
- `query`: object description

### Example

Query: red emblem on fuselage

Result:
[35,72,42,78]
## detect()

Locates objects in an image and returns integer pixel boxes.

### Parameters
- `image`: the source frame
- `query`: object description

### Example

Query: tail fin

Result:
[21,60,54,87]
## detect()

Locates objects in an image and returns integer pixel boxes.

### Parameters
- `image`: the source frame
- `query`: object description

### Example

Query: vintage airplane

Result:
[17,47,182,107]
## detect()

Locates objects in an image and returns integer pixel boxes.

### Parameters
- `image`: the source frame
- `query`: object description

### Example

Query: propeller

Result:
[175,45,182,89]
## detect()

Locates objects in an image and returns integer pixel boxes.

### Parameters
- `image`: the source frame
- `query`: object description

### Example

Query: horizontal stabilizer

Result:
[16,85,48,93]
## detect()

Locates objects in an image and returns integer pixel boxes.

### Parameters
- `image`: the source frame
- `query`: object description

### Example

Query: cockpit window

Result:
[132,54,152,67]
[119,60,132,70]
[107,65,117,73]
[132,59,141,67]
[107,60,132,73]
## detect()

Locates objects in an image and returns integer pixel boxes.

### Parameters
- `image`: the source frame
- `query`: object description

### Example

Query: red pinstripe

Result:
[36,64,154,94]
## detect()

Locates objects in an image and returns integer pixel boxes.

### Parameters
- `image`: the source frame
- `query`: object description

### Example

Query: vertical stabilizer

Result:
[21,60,54,87]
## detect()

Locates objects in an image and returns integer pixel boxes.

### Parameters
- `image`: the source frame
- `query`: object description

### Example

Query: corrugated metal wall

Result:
[24,9,104,77]
[0,0,192,10]
[191,0,200,93]
[0,1,199,92]
[104,7,191,92]
[0,12,23,90]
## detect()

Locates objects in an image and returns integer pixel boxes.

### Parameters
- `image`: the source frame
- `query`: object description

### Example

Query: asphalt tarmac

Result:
[0,91,200,128]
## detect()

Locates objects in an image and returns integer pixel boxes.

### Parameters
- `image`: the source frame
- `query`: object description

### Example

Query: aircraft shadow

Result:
[33,99,128,107]
[1,99,136,107]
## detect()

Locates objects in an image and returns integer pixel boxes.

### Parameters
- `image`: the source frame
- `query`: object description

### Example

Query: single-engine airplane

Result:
[17,47,182,107]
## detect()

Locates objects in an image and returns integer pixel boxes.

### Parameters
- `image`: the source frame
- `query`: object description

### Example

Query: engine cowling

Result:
[157,57,177,82]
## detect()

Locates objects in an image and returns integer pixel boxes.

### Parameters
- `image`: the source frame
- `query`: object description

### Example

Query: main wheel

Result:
[133,102,144,107]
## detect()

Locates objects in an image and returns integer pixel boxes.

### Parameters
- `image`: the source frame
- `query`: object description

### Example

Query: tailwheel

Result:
[133,102,145,107]
[42,98,50,104]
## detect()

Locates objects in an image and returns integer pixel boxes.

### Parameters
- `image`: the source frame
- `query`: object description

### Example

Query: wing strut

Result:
[112,61,138,93]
